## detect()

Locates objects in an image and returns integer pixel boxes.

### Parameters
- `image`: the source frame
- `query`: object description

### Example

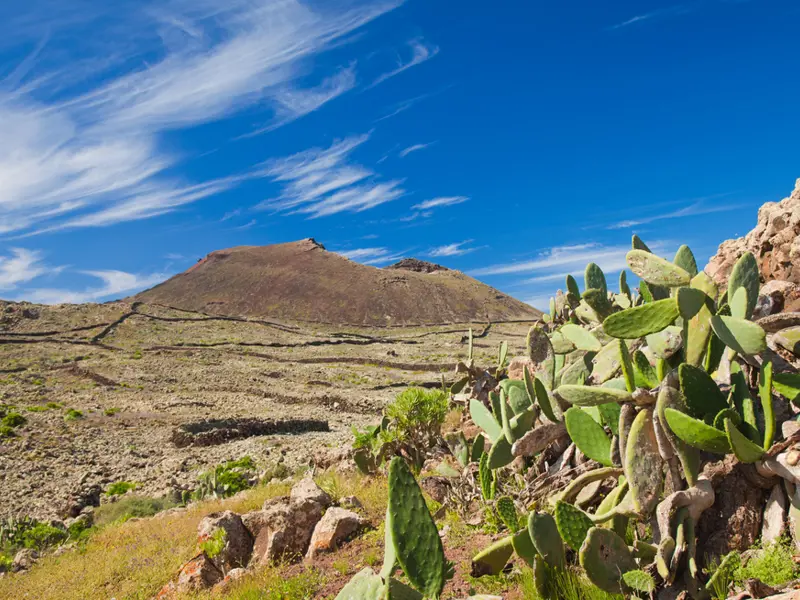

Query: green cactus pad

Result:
[528,512,566,570]
[575,300,601,324]
[487,436,514,469]
[561,323,603,352]
[554,501,594,551]
[632,234,651,252]
[470,435,485,463]
[335,568,384,600]
[725,418,765,463]
[509,408,537,441]
[479,452,495,501]
[490,391,503,422]
[657,386,700,485]
[602,299,679,339]
[579,527,636,594]
[731,362,761,444]
[381,507,397,579]
[673,245,699,277]
[511,529,536,566]
[527,325,556,390]
[565,407,612,466]
[728,251,760,320]
[645,325,683,359]
[471,536,514,576]
[525,370,558,423]
[622,569,656,594]
[685,273,718,367]
[591,340,624,383]
[633,350,659,388]
[618,340,635,392]
[445,432,469,467]
[664,408,731,454]
[559,352,595,386]
[596,478,628,518]
[556,384,632,406]
[496,496,520,532]
[583,288,613,320]
[656,537,676,580]
[619,270,631,297]
[759,360,775,449]
[677,286,709,320]
[567,274,582,299]
[550,330,576,354]
[386,577,424,600]
[388,457,447,599]
[713,408,741,431]
[597,402,621,436]
[624,408,663,515]
[710,315,767,356]
[533,555,549,597]
[627,249,692,287]
[500,389,515,444]
[585,263,608,295]
[730,286,749,320]
[775,327,800,356]
[679,363,728,419]
[773,372,800,404]
[470,399,502,442]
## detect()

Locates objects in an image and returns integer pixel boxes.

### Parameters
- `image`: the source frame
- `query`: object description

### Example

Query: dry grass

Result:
[0,482,291,600]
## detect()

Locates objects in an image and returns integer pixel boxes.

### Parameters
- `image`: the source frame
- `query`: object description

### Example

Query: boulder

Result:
[11,549,38,572]
[242,496,325,565]
[197,510,253,572]
[507,357,533,381]
[290,475,332,508]
[762,484,788,545]
[156,553,223,597]
[706,179,800,286]
[306,507,367,559]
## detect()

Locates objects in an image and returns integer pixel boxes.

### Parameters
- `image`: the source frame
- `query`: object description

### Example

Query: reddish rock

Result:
[306,507,367,559]
[290,476,332,508]
[242,496,325,565]
[197,510,252,572]
[157,553,223,598]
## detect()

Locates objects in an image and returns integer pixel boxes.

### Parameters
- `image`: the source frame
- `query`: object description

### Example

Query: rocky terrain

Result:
[0,299,537,520]
[134,239,540,326]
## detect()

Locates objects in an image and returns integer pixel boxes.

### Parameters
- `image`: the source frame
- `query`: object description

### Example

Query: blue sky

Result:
[0,0,798,309]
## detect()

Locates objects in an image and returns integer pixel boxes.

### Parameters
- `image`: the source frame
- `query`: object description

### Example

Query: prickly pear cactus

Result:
[528,512,566,570]
[579,527,636,594]
[554,501,594,551]
[565,407,612,466]
[602,298,679,339]
[496,496,520,532]
[471,536,514,576]
[626,249,691,287]
[622,569,656,594]
[388,457,448,599]
[624,408,663,515]
[335,568,385,600]
[479,452,495,501]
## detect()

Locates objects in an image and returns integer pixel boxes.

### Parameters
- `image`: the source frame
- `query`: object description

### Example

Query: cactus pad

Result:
[673,245,699,277]
[567,274,582,299]
[603,299,679,339]
[579,527,636,594]
[774,372,800,404]
[618,339,635,392]
[679,363,728,419]
[624,408,663,515]
[496,496,520,532]
[550,330,576,354]
[664,407,731,454]
[565,407,612,466]
[561,323,603,352]
[526,369,558,423]
[528,512,566,570]
[556,384,632,406]
[619,270,631,297]
[597,402,621,435]
[728,251,759,320]
[591,340,623,383]
[444,432,469,467]
[724,418,765,463]
[622,569,656,594]
[583,288,613,319]
[470,399,502,442]
[511,529,536,566]
[585,263,608,295]
[677,286,708,320]
[388,457,447,599]
[759,359,775,449]
[645,325,683,359]
[471,536,514,576]
[386,577,424,600]
[335,568,384,600]
[554,501,594,551]
[710,315,767,356]
[487,436,514,469]
[479,452,495,500]
[626,249,691,287]
[633,350,658,387]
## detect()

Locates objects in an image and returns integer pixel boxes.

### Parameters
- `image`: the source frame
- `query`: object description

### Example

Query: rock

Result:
[197,511,253,572]
[762,485,788,545]
[421,476,451,504]
[338,496,363,510]
[507,357,533,381]
[706,179,800,286]
[290,476,331,508]
[306,507,367,559]
[745,578,780,599]
[243,496,325,565]
[157,553,224,597]
[783,420,800,440]
[212,567,248,593]
[12,548,38,572]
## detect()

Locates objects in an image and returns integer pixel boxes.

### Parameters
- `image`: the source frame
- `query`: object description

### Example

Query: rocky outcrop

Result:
[306,507,367,559]
[706,179,800,286]
[196,511,252,572]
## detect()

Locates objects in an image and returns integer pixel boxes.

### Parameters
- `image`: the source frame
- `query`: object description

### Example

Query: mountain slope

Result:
[134,239,540,326]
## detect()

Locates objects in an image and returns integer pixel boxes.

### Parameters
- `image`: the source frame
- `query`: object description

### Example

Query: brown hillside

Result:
[134,239,540,326]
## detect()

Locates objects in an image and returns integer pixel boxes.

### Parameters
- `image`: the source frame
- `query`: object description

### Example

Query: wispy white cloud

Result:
[257,132,405,218]
[164,253,185,260]
[369,38,438,88]
[335,246,406,265]
[428,240,478,257]
[233,219,257,230]
[22,270,167,304]
[0,248,57,290]
[606,199,741,229]
[411,196,468,211]
[399,142,433,158]
[374,91,435,122]
[610,5,693,29]
[0,0,402,236]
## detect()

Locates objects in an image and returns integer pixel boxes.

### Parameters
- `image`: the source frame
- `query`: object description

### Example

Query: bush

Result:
[21,523,68,550]
[1,412,26,428]
[106,481,137,496]
[199,528,226,558]
[735,538,799,587]
[94,496,175,527]
[0,425,15,438]
[64,409,84,421]
[193,456,257,500]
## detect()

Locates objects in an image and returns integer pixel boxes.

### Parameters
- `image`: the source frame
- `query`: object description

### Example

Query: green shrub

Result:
[93,496,175,527]
[105,481,137,496]
[193,456,257,500]
[1,412,26,428]
[735,538,799,587]
[46,402,62,409]
[199,528,226,558]
[64,409,84,421]
[0,425,15,438]
[104,407,120,416]
[0,553,12,572]
[21,523,68,550]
